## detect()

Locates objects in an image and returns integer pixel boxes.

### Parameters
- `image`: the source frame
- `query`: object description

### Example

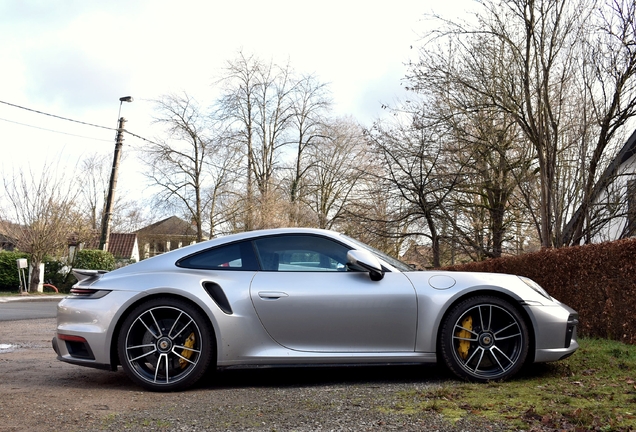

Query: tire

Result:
[440,295,529,382]
[117,297,215,391]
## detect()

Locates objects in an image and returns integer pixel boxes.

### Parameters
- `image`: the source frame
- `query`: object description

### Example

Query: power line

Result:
[0,117,113,142]
[0,98,159,146]
[0,99,115,131]
[122,129,159,145]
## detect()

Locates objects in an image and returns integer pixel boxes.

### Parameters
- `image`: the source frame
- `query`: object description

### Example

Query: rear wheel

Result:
[117,297,214,391]
[440,296,529,382]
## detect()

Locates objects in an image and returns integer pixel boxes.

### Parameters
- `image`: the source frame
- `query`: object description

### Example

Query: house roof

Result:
[136,216,205,237]
[584,129,636,201]
[67,231,138,260]
[0,220,21,250]
[0,220,21,239]
[107,233,138,259]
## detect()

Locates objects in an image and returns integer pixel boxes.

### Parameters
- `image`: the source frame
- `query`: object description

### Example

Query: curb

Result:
[0,295,66,303]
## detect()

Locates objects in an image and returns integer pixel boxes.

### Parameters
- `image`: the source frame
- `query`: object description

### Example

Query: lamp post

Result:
[99,96,134,251]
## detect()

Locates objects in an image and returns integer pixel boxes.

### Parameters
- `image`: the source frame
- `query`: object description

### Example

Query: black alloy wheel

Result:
[117,297,214,391]
[440,295,529,382]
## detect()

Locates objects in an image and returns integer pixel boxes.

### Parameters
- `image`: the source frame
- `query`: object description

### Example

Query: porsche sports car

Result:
[52,228,578,391]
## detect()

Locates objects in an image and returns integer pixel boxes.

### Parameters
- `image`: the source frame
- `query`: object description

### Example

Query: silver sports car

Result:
[52,228,579,391]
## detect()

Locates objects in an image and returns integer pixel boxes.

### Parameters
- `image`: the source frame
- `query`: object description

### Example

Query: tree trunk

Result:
[28,261,41,293]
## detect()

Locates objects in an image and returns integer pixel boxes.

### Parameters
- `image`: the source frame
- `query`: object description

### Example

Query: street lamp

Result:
[118,96,134,116]
[99,96,134,251]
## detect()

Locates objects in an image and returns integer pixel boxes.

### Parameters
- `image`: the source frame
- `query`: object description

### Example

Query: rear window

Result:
[176,241,259,270]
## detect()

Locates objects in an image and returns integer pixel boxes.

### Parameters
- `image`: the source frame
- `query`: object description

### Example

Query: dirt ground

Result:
[0,318,512,432]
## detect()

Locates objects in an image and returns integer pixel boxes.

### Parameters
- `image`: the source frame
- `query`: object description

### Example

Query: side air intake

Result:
[202,282,233,315]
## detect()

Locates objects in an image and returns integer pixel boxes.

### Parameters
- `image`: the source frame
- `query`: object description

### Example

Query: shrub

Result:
[0,251,30,291]
[42,256,76,293]
[73,249,116,272]
[445,238,636,345]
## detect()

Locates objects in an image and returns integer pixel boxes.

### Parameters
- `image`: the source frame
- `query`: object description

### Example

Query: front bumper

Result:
[527,302,579,363]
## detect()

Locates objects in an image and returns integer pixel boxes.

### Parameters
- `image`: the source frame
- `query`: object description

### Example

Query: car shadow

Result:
[203,363,454,390]
[44,361,568,392]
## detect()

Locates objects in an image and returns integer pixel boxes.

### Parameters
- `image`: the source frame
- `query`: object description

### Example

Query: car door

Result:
[249,234,417,353]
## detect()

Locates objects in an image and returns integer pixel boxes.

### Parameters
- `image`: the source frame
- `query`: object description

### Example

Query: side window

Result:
[253,235,350,272]
[176,241,259,270]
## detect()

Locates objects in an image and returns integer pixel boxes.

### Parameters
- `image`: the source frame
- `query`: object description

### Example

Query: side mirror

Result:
[346,249,385,281]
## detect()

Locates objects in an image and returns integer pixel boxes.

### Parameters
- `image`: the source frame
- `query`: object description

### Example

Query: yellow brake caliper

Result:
[456,316,473,360]
[179,332,196,369]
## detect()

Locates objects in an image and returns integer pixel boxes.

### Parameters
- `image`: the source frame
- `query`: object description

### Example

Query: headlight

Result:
[519,276,552,300]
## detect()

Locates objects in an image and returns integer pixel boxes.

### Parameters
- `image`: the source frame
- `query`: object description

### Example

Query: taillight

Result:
[57,333,88,343]
[69,288,111,299]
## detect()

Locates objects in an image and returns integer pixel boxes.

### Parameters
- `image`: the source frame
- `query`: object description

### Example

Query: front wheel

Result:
[440,296,529,382]
[117,297,214,391]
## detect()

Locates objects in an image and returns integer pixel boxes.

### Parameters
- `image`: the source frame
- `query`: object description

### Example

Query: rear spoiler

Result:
[72,269,109,283]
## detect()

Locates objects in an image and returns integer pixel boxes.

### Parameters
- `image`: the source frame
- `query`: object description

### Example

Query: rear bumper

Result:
[53,290,141,371]
[52,335,113,371]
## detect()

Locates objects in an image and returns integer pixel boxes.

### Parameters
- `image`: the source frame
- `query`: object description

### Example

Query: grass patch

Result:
[385,338,636,431]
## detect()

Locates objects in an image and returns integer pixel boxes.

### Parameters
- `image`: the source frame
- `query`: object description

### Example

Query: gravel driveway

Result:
[0,318,510,432]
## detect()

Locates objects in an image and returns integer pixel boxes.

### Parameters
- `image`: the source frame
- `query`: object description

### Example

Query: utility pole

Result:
[99,96,133,252]
[99,116,126,251]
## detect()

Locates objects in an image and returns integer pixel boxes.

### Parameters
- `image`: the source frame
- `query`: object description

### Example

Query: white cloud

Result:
[0,0,473,198]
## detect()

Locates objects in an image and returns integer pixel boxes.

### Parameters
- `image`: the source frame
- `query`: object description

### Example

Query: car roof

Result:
[108,228,351,275]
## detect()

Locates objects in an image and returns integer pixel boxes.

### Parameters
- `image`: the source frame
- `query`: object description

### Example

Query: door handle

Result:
[258,291,289,300]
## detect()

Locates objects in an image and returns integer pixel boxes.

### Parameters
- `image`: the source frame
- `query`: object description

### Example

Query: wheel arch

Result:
[434,289,536,363]
[109,292,219,369]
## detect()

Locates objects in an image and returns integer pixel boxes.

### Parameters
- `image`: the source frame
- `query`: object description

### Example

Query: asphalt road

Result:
[0,299,59,321]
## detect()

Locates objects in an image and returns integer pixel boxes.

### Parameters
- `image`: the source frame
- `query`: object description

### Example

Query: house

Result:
[68,232,140,263]
[106,233,140,262]
[400,243,432,270]
[0,220,20,251]
[136,216,207,259]
[565,129,636,243]
[0,232,16,251]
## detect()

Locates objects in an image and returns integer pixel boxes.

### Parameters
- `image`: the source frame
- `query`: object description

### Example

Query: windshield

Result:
[340,234,414,272]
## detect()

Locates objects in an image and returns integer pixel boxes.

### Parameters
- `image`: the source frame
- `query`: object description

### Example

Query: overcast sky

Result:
[0,0,473,201]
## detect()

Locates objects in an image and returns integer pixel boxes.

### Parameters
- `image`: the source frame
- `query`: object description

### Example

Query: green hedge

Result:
[73,249,116,272]
[445,238,636,345]
[0,251,30,291]
[0,249,118,292]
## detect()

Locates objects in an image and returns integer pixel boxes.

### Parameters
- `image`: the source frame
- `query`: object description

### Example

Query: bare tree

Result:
[110,201,150,234]
[367,108,465,268]
[215,52,261,230]
[406,28,536,259]
[215,52,305,229]
[410,0,636,249]
[77,152,149,236]
[563,0,636,244]
[445,115,530,260]
[303,118,373,230]
[1,165,81,292]
[288,74,332,210]
[78,153,109,231]
[143,93,236,241]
